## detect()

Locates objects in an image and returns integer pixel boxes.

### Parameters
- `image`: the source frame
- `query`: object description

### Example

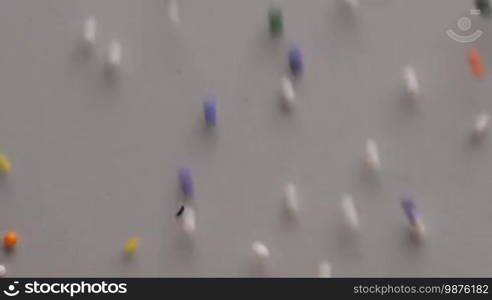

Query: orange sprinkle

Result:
[4,232,18,249]
[469,49,485,78]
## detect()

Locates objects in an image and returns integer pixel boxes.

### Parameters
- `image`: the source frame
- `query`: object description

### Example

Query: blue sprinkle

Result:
[400,194,418,225]
[288,45,303,77]
[178,168,194,198]
[204,98,217,127]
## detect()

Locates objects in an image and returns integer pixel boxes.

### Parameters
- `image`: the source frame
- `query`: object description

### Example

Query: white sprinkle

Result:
[344,0,359,9]
[474,112,490,138]
[280,76,296,109]
[83,16,97,46]
[0,264,6,277]
[318,261,332,278]
[107,40,122,68]
[403,65,419,97]
[341,194,359,232]
[284,182,299,216]
[169,0,181,25]
[252,241,270,262]
[182,206,196,235]
[365,139,380,171]
[411,217,426,240]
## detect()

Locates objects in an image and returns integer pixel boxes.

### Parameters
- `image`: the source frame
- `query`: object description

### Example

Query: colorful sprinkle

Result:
[469,49,485,78]
[203,98,217,127]
[288,45,304,77]
[4,232,18,250]
[124,238,139,255]
[178,168,194,199]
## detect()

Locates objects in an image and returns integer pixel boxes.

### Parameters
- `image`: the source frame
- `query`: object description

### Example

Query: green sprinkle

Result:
[268,5,283,36]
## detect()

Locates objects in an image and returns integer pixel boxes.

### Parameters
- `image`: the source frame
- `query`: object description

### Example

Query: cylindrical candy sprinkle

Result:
[168,0,181,25]
[341,194,359,232]
[318,261,332,278]
[203,98,217,127]
[280,76,295,109]
[252,241,270,262]
[365,139,380,171]
[0,154,11,175]
[268,1,283,36]
[474,112,490,138]
[469,49,485,78]
[176,205,185,217]
[124,238,139,255]
[403,65,419,97]
[288,45,304,77]
[344,0,359,10]
[401,194,418,225]
[400,194,426,238]
[4,232,18,249]
[284,183,299,216]
[107,40,122,68]
[475,0,491,17]
[178,168,194,198]
[83,16,97,46]
[182,206,196,235]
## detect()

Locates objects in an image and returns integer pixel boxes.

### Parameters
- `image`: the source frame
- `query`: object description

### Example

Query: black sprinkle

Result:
[176,205,185,217]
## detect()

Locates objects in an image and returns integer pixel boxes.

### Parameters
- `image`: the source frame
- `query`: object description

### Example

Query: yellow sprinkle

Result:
[124,238,139,255]
[0,154,11,175]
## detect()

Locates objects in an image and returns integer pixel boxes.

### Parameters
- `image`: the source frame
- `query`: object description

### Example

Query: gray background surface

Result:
[0,0,490,277]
